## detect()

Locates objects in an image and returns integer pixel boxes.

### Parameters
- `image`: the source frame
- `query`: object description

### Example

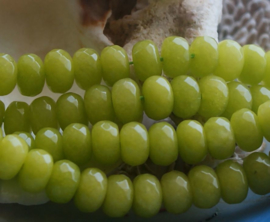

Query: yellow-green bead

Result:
[250,85,270,113]
[0,100,5,126]
[263,51,270,87]
[14,132,35,150]
[258,100,270,141]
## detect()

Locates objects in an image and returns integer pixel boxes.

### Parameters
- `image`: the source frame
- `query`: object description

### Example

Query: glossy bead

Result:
[100,45,130,86]
[171,75,201,119]
[250,85,270,113]
[0,100,5,126]
[258,100,270,141]
[0,128,3,140]
[161,171,193,214]
[35,128,63,162]
[0,53,17,95]
[188,165,221,208]
[14,132,35,150]
[46,160,80,203]
[84,85,115,125]
[149,122,178,166]
[74,168,107,212]
[231,108,263,152]
[142,76,173,120]
[4,101,30,135]
[0,135,28,180]
[263,51,270,87]
[30,96,58,134]
[17,54,45,96]
[120,122,149,166]
[73,48,102,90]
[132,40,162,81]
[112,78,143,124]
[44,49,74,93]
[102,174,134,217]
[161,36,190,77]
[56,93,88,130]
[18,149,53,193]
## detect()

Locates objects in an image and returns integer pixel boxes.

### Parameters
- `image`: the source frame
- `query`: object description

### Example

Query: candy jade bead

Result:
[0,128,3,140]
[46,160,80,203]
[0,53,17,95]
[17,54,45,96]
[263,51,270,87]
[0,100,5,126]
[4,101,31,135]
[73,48,102,90]
[258,100,270,141]
[250,85,270,113]
[44,49,74,93]
[0,135,28,180]
[18,149,53,193]
[14,132,35,150]
[132,40,162,81]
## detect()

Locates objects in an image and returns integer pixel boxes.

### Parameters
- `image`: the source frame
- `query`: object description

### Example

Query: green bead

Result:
[161,171,192,214]
[161,36,190,78]
[112,78,143,124]
[171,75,201,119]
[0,135,28,180]
[18,149,53,193]
[92,121,120,165]
[44,49,74,93]
[46,160,80,203]
[35,128,63,162]
[30,96,58,134]
[250,85,270,113]
[74,168,107,212]
[0,100,5,126]
[132,40,162,81]
[149,122,178,166]
[0,53,17,95]
[142,76,173,120]
[73,48,102,90]
[231,108,263,152]
[120,122,149,166]
[4,101,30,135]
[84,85,115,125]
[188,165,220,208]
[102,174,133,217]
[14,132,35,150]
[133,174,162,218]
[258,100,270,141]
[0,128,3,140]
[100,45,130,86]
[216,160,248,204]
[17,54,45,96]
[263,51,270,87]
[62,123,91,166]
[56,93,88,130]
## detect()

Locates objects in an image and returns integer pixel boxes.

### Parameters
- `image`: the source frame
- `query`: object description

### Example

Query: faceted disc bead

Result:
[250,85,270,113]
[132,40,162,81]
[120,122,149,166]
[204,117,235,160]
[84,85,115,125]
[198,75,229,119]
[35,128,63,162]
[258,100,270,141]
[4,101,30,135]
[46,160,80,203]
[100,45,130,86]
[56,93,88,130]
[102,174,134,218]
[161,36,190,78]
[92,121,120,165]
[133,174,162,218]
[142,76,173,120]
[243,152,270,195]
[263,51,270,87]
[73,48,102,90]
[149,122,178,166]
[0,53,17,96]
[18,149,53,193]
[74,168,107,212]
[216,160,248,204]
[231,108,263,152]
[222,82,252,119]
[0,135,28,180]
[14,132,35,150]
[171,75,201,119]
[238,45,266,85]
[44,49,74,93]
[62,123,91,166]
[17,54,45,96]
[189,36,218,78]
[188,165,221,209]
[0,100,5,126]
[214,40,244,81]
[161,171,193,214]
[177,120,207,164]
[30,96,58,134]
[112,78,143,124]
